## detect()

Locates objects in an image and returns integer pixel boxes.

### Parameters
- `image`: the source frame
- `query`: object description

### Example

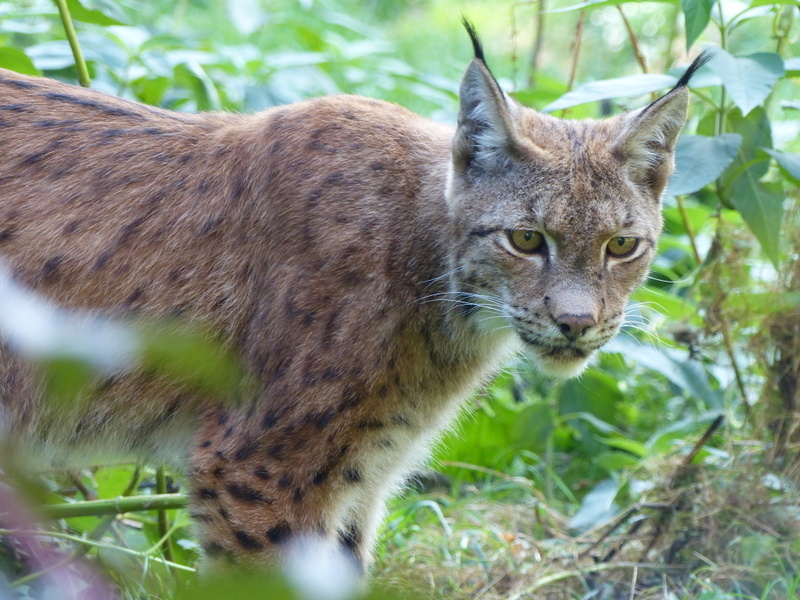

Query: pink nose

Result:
[555,314,597,340]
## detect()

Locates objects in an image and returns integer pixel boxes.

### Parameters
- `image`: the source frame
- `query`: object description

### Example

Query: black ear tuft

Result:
[674,48,715,89]
[461,18,486,64]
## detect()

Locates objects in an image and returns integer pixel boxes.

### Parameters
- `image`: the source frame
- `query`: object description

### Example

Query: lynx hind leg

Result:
[186,408,368,575]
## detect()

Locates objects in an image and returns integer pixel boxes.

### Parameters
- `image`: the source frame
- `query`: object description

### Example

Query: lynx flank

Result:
[0,27,707,571]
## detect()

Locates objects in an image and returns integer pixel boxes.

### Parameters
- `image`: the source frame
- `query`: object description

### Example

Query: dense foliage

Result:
[0,0,797,598]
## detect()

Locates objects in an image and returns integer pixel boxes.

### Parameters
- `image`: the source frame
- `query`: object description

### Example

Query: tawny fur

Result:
[0,49,689,570]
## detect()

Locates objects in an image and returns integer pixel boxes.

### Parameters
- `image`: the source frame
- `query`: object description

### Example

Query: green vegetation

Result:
[0,0,798,598]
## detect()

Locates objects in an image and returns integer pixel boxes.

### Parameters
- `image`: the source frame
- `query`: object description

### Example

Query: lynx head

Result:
[447,23,708,378]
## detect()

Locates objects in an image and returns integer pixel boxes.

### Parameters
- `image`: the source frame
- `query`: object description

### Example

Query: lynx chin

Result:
[0,23,709,572]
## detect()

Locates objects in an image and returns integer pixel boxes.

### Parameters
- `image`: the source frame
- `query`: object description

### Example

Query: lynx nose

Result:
[555,314,597,341]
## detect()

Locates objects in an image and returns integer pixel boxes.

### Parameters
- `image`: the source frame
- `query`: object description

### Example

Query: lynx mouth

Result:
[517,331,600,379]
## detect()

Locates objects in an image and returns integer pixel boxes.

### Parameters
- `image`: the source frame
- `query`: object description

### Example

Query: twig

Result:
[676,195,702,265]
[616,6,647,73]
[40,493,187,520]
[530,0,547,87]
[53,0,91,87]
[156,467,175,563]
[526,561,685,593]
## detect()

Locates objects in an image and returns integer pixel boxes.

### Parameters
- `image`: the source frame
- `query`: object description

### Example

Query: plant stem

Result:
[156,467,175,563]
[1,529,195,573]
[41,493,187,519]
[617,6,648,73]
[676,195,702,264]
[529,0,547,87]
[53,0,91,87]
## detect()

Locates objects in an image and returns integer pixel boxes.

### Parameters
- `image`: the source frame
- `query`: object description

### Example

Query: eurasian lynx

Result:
[0,25,706,570]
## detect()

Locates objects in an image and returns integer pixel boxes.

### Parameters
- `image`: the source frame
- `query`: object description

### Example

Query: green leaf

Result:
[0,46,40,75]
[681,0,715,50]
[786,57,800,76]
[597,436,647,457]
[765,149,800,185]
[137,321,245,399]
[727,178,784,268]
[568,479,620,531]
[708,50,785,116]
[723,107,771,186]
[665,134,742,196]
[544,73,677,112]
[65,0,126,26]
[596,452,640,470]
[548,0,676,14]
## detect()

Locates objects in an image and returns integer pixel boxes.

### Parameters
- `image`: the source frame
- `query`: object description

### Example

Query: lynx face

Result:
[447,37,692,377]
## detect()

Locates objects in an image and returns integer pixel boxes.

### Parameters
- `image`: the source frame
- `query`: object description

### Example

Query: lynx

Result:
[0,25,706,572]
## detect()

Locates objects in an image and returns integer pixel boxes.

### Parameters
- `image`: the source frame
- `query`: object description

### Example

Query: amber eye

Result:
[509,230,545,254]
[607,237,639,257]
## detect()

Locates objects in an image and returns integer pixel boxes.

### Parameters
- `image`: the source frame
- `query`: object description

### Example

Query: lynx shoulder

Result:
[0,28,708,570]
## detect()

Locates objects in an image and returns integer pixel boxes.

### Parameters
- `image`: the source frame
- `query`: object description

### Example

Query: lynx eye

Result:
[509,230,544,254]
[607,236,639,257]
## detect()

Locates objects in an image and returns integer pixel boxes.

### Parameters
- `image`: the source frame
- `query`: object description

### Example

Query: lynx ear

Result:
[613,50,713,199]
[613,88,689,199]
[453,24,519,175]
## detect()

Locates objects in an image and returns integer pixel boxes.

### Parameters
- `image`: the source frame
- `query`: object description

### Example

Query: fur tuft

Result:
[674,48,715,89]
[461,18,486,64]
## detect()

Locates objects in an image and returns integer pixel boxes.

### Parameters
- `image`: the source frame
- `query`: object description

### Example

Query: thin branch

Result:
[53,0,91,87]
[617,6,648,73]
[40,493,187,520]
[676,195,702,264]
[156,467,175,563]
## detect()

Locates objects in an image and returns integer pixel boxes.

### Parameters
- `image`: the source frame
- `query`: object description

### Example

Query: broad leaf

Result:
[568,479,620,531]
[708,50,784,116]
[544,73,676,112]
[682,0,715,50]
[0,47,40,75]
[66,0,126,26]
[765,149,800,184]
[723,107,771,186]
[727,178,784,268]
[786,57,800,75]
[665,133,742,196]
[549,0,676,14]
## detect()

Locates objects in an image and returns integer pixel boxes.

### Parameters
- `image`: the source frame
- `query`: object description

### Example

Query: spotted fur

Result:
[0,34,703,571]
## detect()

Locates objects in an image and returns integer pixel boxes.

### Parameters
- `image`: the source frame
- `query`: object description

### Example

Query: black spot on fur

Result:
[322,366,342,381]
[0,104,29,112]
[226,483,267,503]
[125,287,145,305]
[344,467,362,483]
[254,467,271,480]
[42,92,145,120]
[266,523,292,544]
[235,530,263,551]
[262,410,279,429]
[293,487,304,503]
[198,488,218,500]
[40,256,63,281]
[0,78,37,90]
[268,444,284,460]
[199,440,212,448]
[316,408,336,429]
[278,474,293,488]
[203,541,225,555]
[340,386,363,411]
[235,439,259,461]
[212,466,225,479]
[312,470,328,486]
[0,229,13,243]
